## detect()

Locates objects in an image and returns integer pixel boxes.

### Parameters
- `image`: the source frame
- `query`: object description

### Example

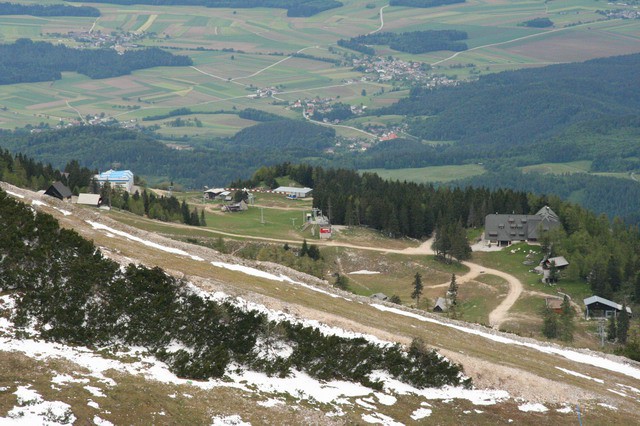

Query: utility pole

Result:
[291,218,296,228]
[260,207,265,224]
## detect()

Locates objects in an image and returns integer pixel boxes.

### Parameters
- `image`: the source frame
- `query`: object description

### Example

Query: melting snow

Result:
[617,383,640,394]
[598,402,618,410]
[211,414,251,425]
[374,392,396,406]
[93,416,115,426]
[410,407,432,420]
[87,400,100,409]
[256,398,283,407]
[372,304,640,381]
[349,270,380,275]
[31,200,46,207]
[4,386,76,425]
[211,261,342,299]
[86,221,198,260]
[556,406,573,413]
[85,386,106,398]
[607,388,627,397]
[53,207,72,216]
[361,412,403,425]
[518,403,548,412]
[356,398,377,409]
[5,190,24,199]
[51,373,89,386]
[555,367,604,383]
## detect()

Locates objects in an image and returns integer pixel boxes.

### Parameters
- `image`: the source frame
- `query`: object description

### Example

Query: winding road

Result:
[368,5,389,35]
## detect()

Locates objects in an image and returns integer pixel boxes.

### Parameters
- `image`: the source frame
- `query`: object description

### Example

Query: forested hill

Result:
[0,121,335,187]
[0,39,192,84]
[66,0,342,17]
[0,189,468,390]
[0,2,100,16]
[376,53,640,166]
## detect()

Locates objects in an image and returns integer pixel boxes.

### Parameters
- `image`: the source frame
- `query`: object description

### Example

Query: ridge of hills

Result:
[2,182,640,424]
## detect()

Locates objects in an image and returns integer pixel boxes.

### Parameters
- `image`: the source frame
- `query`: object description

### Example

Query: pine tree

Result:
[181,201,191,225]
[618,305,630,344]
[548,261,559,284]
[635,273,640,302]
[542,307,558,339]
[559,295,574,342]
[334,274,349,291]
[200,209,206,226]
[411,272,423,308]
[300,239,309,257]
[448,273,458,305]
[389,295,402,304]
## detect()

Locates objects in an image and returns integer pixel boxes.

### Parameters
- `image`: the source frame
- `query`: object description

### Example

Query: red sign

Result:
[320,227,331,234]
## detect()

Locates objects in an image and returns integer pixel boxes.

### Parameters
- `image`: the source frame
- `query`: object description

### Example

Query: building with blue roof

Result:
[94,169,134,193]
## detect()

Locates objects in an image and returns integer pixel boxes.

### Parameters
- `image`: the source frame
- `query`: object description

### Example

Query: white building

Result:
[94,169,134,193]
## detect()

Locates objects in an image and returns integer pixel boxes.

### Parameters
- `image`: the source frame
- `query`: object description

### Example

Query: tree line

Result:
[0,2,100,16]
[339,30,468,55]
[0,189,470,389]
[66,0,343,17]
[0,38,192,84]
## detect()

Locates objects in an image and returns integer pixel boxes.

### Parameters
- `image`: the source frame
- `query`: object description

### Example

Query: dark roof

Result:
[484,206,560,242]
[584,296,632,314]
[45,181,72,199]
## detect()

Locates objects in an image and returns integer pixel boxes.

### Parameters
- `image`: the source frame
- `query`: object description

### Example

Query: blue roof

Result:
[96,170,133,180]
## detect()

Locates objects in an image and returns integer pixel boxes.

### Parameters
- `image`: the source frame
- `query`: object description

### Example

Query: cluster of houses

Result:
[41,169,135,208]
[352,56,458,87]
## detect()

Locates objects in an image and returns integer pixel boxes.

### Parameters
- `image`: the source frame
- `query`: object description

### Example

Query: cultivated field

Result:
[1,0,639,139]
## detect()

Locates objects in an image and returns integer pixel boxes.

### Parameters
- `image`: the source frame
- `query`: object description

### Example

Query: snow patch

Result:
[556,405,573,414]
[53,207,72,216]
[555,367,604,383]
[356,398,377,410]
[607,388,627,397]
[87,400,100,409]
[31,200,47,207]
[410,407,432,420]
[256,398,283,408]
[5,190,25,199]
[85,386,106,398]
[5,386,76,425]
[211,414,251,425]
[598,402,618,410]
[372,304,640,381]
[518,403,548,412]
[211,261,342,299]
[93,416,115,426]
[349,270,380,275]
[374,392,396,406]
[361,412,403,425]
[86,221,196,259]
[51,373,89,386]
[617,383,640,394]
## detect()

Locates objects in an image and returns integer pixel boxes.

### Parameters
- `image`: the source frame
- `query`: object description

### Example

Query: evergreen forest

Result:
[0,39,192,84]
[0,2,100,16]
[339,30,468,55]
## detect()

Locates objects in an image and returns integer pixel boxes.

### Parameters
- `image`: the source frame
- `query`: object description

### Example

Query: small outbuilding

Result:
[433,297,449,313]
[584,295,632,319]
[370,293,389,302]
[76,193,102,207]
[221,200,248,212]
[545,297,564,314]
[44,181,72,201]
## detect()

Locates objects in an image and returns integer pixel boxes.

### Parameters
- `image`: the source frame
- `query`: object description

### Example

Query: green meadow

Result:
[0,0,639,136]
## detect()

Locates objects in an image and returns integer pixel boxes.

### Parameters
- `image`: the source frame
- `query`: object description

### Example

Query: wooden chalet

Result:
[584,296,632,319]
[44,181,72,201]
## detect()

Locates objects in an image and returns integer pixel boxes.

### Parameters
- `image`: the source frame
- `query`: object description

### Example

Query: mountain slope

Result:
[2,182,640,424]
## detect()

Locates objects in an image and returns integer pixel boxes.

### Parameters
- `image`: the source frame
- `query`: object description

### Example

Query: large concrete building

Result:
[94,169,134,193]
[484,206,561,246]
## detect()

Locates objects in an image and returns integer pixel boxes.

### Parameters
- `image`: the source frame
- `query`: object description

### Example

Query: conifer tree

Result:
[411,272,423,308]
[334,274,349,291]
[618,305,630,345]
[448,273,458,305]
[300,239,309,257]
[559,295,574,342]
[542,307,558,339]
